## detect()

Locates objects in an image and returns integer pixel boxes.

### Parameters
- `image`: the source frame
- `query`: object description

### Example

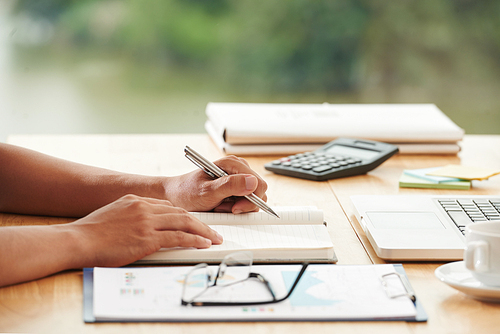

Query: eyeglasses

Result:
[181,251,308,307]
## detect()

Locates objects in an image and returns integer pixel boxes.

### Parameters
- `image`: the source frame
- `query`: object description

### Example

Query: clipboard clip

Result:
[380,272,417,303]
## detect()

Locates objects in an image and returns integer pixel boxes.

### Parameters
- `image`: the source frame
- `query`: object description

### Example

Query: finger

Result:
[215,156,268,197]
[215,156,255,177]
[116,194,190,215]
[215,155,250,169]
[210,174,260,200]
[153,213,223,245]
[213,200,235,213]
[158,230,214,249]
[231,194,268,214]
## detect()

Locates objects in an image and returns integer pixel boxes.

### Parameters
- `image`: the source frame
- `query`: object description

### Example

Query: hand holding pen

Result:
[184,146,280,219]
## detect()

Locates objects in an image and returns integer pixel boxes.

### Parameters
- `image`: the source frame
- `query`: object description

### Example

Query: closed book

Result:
[206,103,464,145]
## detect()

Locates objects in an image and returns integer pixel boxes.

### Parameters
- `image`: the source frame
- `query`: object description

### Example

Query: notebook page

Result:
[191,206,323,225]
[139,224,333,262]
[208,224,332,251]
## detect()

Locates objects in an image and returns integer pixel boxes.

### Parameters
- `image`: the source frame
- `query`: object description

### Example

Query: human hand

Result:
[68,194,223,268]
[165,155,268,214]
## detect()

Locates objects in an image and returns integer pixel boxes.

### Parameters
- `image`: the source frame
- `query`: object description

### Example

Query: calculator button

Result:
[313,165,333,173]
[264,138,399,181]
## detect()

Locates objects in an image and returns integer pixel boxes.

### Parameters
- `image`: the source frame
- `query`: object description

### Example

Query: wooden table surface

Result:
[1,134,499,333]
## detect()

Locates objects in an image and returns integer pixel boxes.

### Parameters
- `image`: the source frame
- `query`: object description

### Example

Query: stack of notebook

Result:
[205,103,465,156]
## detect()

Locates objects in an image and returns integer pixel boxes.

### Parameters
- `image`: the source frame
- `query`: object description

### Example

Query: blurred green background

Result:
[1,0,499,141]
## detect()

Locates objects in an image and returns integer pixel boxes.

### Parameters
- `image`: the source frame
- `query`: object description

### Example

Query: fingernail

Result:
[233,209,242,215]
[215,231,223,243]
[202,238,212,248]
[245,175,257,191]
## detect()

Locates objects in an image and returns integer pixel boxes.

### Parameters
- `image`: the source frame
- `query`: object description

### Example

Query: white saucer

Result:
[435,261,500,302]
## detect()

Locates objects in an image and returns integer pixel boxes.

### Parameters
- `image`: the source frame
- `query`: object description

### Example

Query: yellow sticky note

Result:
[427,164,500,181]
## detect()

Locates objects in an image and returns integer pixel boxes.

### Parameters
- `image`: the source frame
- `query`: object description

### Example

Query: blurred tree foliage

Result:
[13,0,500,95]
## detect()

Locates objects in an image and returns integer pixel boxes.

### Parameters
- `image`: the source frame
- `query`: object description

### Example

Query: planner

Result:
[137,206,337,264]
[83,264,427,322]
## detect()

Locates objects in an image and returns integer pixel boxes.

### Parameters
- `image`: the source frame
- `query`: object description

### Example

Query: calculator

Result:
[264,138,399,181]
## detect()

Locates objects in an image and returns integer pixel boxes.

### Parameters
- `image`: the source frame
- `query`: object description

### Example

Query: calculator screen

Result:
[324,144,380,160]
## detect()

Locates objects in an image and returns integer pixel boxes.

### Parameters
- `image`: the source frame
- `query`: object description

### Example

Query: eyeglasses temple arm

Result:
[274,263,309,303]
[250,273,276,300]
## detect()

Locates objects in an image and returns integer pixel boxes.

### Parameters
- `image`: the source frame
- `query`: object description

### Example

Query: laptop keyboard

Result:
[439,199,500,234]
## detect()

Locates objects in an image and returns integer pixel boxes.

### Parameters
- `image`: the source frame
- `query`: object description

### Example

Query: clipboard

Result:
[83,264,427,323]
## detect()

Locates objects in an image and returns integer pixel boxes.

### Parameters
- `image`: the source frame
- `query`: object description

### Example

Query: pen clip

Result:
[380,272,416,303]
[185,154,217,179]
[185,146,226,178]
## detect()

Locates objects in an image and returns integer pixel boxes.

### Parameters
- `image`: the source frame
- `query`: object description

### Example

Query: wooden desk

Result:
[1,134,499,333]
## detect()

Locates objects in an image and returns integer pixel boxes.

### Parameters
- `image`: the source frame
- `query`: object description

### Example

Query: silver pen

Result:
[184,146,280,219]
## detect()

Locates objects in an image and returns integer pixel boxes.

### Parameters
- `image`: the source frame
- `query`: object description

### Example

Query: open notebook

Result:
[137,206,337,264]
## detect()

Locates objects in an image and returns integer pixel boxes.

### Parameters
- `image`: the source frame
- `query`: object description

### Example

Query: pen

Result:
[184,146,280,219]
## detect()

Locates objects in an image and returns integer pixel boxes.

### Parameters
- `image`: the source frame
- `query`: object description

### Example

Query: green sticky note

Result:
[399,174,471,190]
[404,167,464,183]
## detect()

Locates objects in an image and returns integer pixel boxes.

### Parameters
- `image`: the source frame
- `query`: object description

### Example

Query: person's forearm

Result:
[0,194,224,287]
[0,224,82,287]
[0,143,168,217]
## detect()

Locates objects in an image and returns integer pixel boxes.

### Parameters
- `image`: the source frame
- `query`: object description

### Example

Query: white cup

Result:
[464,222,500,286]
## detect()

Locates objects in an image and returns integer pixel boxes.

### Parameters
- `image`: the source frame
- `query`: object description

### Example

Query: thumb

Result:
[212,174,258,198]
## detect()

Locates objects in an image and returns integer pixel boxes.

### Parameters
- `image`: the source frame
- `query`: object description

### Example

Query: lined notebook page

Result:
[191,206,323,225]
[208,224,332,251]
[138,207,332,262]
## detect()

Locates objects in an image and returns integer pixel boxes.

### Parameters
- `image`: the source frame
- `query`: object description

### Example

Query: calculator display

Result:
[325,145,380,160]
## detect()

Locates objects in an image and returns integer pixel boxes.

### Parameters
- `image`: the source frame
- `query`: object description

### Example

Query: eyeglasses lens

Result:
[217,252,253,286]
[183,266,210,302]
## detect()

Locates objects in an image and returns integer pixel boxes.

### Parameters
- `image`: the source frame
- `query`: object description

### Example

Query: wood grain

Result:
[1,134,499,333]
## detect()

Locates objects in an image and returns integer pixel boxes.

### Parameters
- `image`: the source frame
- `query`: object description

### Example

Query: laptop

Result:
[350,195,500,261]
